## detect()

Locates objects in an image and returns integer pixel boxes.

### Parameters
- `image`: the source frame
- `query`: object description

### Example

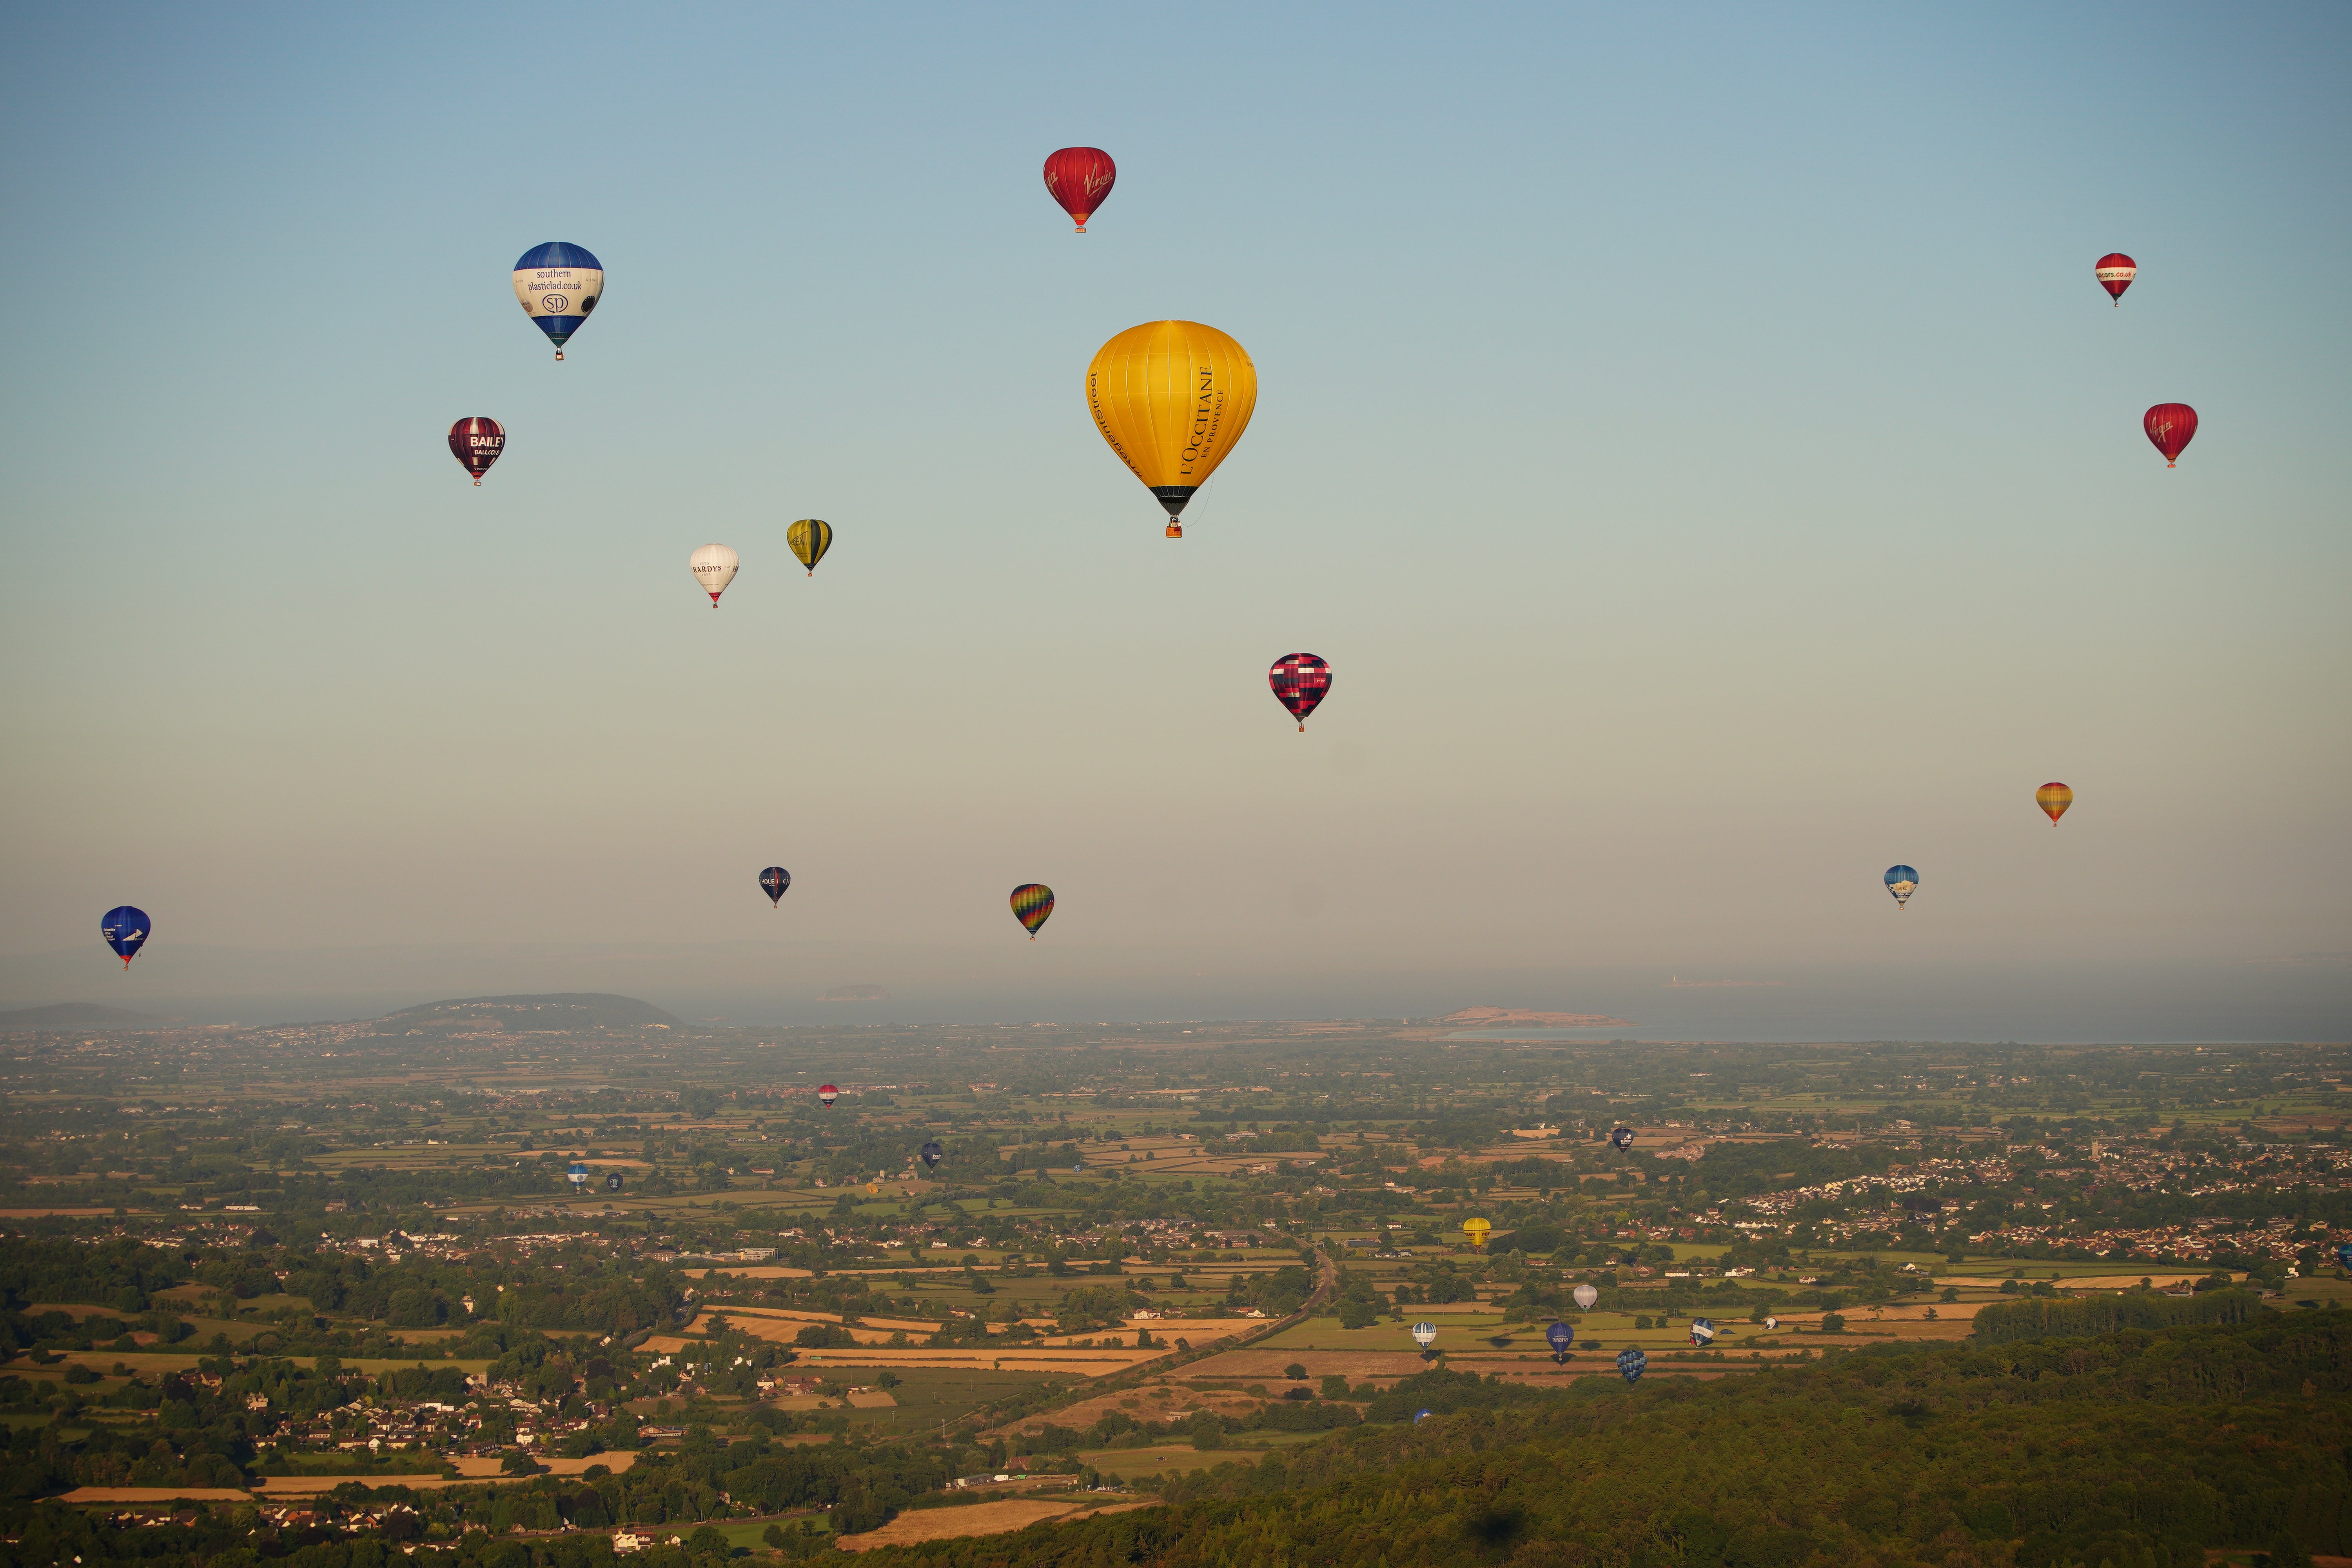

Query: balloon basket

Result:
[1165,522,1182,539]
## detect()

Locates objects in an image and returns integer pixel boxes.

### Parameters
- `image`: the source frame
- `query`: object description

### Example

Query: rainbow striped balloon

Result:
[1010,883,1055,939]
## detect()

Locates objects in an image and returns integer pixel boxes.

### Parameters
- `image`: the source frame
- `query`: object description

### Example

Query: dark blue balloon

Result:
[920,1140,945,1170]
[101,906,151,966]
[2337,1243,2352,1270]
[1412,1408,1433,1424]
[1545,1321,1572,1350]
[760,866,791,906]
[1615,1347,1646,1384]
[1610,1126,1636,1151]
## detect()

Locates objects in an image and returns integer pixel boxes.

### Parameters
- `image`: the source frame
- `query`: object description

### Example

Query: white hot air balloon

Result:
[690,543,739,607]
[1573,1283,1600,1312]
[1409,1321,1437,1350]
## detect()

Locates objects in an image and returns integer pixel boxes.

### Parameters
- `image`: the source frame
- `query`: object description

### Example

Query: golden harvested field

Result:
[838,1497,1154,1551]
[696,1305,942,1337]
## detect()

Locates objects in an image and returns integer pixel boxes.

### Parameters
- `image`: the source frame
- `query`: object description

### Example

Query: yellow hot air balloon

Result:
[2036,782,2073,825]
[787,519,833,577]
[1085,321,1258,538]
[1461,1217,1491,1249]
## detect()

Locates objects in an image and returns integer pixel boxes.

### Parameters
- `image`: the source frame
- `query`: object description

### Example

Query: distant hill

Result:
[1443,1006,1632,1027]
[818,984,887,1002]
[0,1002,174,1031]
[372,993,682,1029]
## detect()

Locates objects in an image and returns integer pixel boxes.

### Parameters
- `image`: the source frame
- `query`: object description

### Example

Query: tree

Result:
[1820,1312,1847,1333]
[1283,1363,1307,1381]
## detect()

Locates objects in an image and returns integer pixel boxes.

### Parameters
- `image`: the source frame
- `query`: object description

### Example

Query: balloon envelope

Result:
[1545,1321,1572,1350]
[2144,403,2197,466]
[2338,1243,2352,1269]
[690,543,739,605]
[1461,1218,1491,1247]
[920,1140,945,1170]
[1011,883,1055,938]
[1690,1317,1716,1346]
[1610,1127,1636,1151]
[1085,321,1258,535]
[605,1171,625,1192]
[2095,252,2137,303]
[1269,653,1333,730]
[1410,1321,1437,1347]
[1615,1347,1647,1384]
[1412,1408,1433,1423]
[1764,1316,1780,1330]
[1573,1283,1600,1311]
[568,1163,589,1187]
[1043,147,1116,232]
[448,417,505,484]
[760,866,791,906]
[818,1084,840,1107]
[101,906,151,967]
[787,519,832,576]
[513,242,603,360]
[2036,782,2073,824]
[1885,865,1919,907]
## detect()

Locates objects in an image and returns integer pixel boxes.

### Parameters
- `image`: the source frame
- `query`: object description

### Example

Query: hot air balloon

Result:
[1269,654,1333,731]
[1885,865,1919,909]
[606,1171,625,1192]
[1610,1127,1636,1152]
[787,519,832,577]
[818,1084,840,1108]
[920,1140,945,1172]
[1085,321,1258,538]
[1072,1159,1085,1175]
[1573,1283,1600,1312]
[2144,403,2197,467]
[1615,1347,1647,1385]
[760,867,791,906]
[1763,1316,1780,1330]
[2095,253,2137,305]
[568,1162,590,1189]
[1461,1218,1491,1249]
[1043,147,1116,233]
[1689,1316,1716,1347]
[1011,884,1054,939]
[1410,1321,1438,1354]
[2036,782,2074,825]
[101,907,150,969]
[1545,1321,1573,1362]
[513,243,603,361]
[1412,1408,1434,1423]
[2337,1243,2352,1271]
[448,417,505,485]
[690,544,739,606]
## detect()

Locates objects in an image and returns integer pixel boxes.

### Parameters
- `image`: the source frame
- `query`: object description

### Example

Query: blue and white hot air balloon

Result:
[1412,1408,1434,1424]
[513,243,603,360]
[101,906,151,969]
[2337,1243,2352,1271]
[1410,1321,1437,1356]
[568,1162,590,1189]
[1545,1321,1573,1362]
[1689,1316,1716,1348]
[1616,1347,1647,1384]
[1884,865,1919,909]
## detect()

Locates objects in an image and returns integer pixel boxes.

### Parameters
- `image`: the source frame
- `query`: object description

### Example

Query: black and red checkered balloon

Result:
[448,417,505,485]
[1268,653,1333,731]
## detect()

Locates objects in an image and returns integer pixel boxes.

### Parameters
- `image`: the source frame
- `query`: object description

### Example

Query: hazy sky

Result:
[3,4,2347,1035]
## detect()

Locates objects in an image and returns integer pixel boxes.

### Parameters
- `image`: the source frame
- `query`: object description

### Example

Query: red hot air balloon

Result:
[1269,653,1333,731]
[818,1084,840,1108]
[2144,403,2198,467]
[448,417,505,485]
[1043,147,1116,233]
[2095,253,2137,305]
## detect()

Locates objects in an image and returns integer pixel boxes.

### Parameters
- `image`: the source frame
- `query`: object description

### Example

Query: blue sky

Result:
[2,4,2346,1033]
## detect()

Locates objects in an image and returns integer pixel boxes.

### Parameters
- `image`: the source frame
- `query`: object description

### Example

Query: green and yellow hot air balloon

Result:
[787,519,833,577]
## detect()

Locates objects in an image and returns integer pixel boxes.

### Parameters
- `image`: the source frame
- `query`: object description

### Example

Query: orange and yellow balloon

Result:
[2036,782,2073,825]
[1085,321,1257,538]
